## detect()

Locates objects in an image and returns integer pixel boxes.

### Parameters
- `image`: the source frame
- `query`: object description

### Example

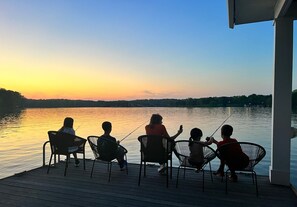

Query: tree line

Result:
[24,94,272,108]
[0,88,26,109]
[1,87,297,109]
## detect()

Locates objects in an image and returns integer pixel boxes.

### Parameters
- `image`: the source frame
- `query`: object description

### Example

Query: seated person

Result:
[97,121,127,170]
[211,124,249,182]
[58,117,80,167]
[145,114,183,174]
[187,128,213,171]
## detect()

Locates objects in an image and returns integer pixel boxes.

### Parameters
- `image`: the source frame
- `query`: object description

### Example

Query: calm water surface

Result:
[1,107,297,186]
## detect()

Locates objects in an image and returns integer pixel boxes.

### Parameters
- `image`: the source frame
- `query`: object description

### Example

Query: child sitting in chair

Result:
[211,124,249,182]
[98,121,127,170]
[187,128,213,171]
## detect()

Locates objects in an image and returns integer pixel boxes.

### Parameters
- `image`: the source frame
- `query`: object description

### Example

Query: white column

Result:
[269,17,293,186]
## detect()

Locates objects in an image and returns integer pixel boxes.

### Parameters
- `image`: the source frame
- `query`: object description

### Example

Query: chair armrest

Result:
[68,146,79,153]
[119,145,128,154]
[74,136,86,143]
[74,137,87,151]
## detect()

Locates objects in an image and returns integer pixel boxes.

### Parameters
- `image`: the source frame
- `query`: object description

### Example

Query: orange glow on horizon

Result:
[1,57,200,100]
[0,36,221,101]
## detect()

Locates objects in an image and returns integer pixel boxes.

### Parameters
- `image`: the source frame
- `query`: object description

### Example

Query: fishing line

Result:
[209,113,232,137]
[120,120,148,142]
[75,125,82,132]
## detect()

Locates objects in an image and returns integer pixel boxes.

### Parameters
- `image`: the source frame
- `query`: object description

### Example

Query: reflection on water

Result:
[0,108,23,130]
[0,107,296,187]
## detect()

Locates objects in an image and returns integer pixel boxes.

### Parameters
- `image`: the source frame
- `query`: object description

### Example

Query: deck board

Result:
[0,159,296,207]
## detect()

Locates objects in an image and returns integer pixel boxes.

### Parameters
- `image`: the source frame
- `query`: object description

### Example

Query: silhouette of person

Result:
[98,121,127,170]
[145,114,183,174]
[211,124,249,182]
[58,117,80,167]
[187,128,213,170]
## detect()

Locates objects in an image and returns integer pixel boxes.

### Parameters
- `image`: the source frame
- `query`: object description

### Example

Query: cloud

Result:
[141,90,180,99]
[142,90,156,95]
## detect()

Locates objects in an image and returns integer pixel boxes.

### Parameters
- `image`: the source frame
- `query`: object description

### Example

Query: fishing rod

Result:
[75,125,82,132]
[209,113,232,137]
[119,120,148,143]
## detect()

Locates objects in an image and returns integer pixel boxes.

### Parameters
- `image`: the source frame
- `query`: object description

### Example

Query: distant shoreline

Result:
[24,94,272,108]
[2,87,297,109]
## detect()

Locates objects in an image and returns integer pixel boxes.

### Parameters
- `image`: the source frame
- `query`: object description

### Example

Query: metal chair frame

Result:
[138,135,174,187]
[174,140,216,191]
[216,141,266,196]
[88,136,128,182]
[47,131,86,176]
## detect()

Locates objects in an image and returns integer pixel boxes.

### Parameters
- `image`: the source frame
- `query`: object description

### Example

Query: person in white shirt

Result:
[58,117,80,167]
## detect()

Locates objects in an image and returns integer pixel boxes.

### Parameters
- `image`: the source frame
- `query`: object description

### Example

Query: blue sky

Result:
[0,0,296,100]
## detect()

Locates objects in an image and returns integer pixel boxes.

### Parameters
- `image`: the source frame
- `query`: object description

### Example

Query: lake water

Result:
[1,107,297,187]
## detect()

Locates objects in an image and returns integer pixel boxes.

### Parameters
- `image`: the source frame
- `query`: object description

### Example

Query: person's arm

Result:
[201,137,213,145]
[170,125,183,140]
[110,136,117,143]
[212,138,218,145]
[206,137,218,145]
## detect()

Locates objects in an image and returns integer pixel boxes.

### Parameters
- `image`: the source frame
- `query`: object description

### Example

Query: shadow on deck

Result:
[0,159,296,207]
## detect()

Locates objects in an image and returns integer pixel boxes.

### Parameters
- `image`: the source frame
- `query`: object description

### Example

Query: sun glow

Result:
[0,1,286,101]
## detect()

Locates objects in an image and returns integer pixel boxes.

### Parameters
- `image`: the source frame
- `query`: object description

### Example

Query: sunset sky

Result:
[0,0,296,101]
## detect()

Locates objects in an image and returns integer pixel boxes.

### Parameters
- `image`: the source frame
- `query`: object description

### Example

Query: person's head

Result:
[221,124,233,138]
[102,121,112,133]
[190,128,203,141]
[149,114,163,125]
[63,117,74,128]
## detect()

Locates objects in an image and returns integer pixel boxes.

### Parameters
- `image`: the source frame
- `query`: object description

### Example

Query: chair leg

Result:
[47,154,53,174]
[209,162,213,182]
[221,170,224,182]
[225,170,228,194]
[138,161,142,186]
[126,160,129,175]
[64,155,69,176]
[254,171,259,197]
[108,162,112,182]
[90,159,96,178]
[251,171,255,184]
[83,152,86,170]
[166,161,169,188]
[124,154,128,175]
[144,162,146,177]
[54,154,56,166]
[202,169,205,192]
[176,167,180,188]
[170,158,172,179]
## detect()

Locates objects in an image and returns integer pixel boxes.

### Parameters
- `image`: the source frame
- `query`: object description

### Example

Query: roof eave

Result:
[227,0,295,29]
[227,0,235,29]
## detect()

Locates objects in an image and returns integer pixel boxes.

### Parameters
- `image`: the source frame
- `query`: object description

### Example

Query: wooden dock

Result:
[0,159,296,207]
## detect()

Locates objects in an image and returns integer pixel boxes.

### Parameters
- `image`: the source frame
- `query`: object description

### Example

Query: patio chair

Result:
[47,131,86,176]
[138,135,174,187]
[216,142,266,196]
[174,140,216,191]
[87,136,128,182]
